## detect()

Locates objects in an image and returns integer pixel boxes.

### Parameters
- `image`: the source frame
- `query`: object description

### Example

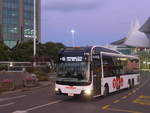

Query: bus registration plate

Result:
[68,93,74,96]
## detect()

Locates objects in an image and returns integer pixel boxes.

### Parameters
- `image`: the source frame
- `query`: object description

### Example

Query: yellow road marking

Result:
[133,100,150,106]
[113,100,120,103]
[122,96,128,99]
[133,95,150,106]
[128,93,132,96]
[133,99,150,106]
[139,95,150,99]
[101,104,110,110]
[107,107,143,113]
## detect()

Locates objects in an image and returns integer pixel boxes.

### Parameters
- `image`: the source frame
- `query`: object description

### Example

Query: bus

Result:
[55,46,140,98]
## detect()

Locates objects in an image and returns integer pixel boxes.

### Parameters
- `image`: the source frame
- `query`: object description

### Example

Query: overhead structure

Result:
[124,19,150,48]
[140,17,150,39]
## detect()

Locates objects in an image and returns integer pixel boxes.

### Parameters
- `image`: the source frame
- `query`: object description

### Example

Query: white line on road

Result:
[0,95,27,102]
[26,99,64,111]
[12,111,28,113]
[0,102,14,108]
[12,99,64,113]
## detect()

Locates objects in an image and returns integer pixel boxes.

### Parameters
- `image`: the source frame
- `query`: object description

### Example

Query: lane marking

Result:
[0,95,27,102]
[128,93,132,96]
[12,111,28,113]
[107,107,143,113]
[139,79,149,88]
[113,100,120,103]
[13,99,64,112]
[133,99,150,106]
[122,96,128,99]
[101,104,110,110]
[0,102,14,108]
[139,95,150,99]
[132,90,137,93]
[133,95,150,106]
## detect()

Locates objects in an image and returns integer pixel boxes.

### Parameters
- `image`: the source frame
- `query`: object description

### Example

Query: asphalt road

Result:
[0,74,150,113]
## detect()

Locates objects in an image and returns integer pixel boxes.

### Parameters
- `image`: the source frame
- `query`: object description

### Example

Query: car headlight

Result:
[84,89,92,95]
[55,88,59,92]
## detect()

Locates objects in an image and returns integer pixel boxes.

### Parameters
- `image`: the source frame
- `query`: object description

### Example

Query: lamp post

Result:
[33,0,37,67]
[71,29,75,47]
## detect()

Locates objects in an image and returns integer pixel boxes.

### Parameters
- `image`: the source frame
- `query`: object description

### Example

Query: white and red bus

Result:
[55,46,140,98]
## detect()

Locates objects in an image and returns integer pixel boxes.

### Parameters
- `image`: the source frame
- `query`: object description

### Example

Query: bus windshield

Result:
[57,62,90,83]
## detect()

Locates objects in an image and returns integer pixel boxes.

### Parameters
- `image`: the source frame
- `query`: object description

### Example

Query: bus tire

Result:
[103,84,109,97]
[132,79,134,88]
[128,79,132,89]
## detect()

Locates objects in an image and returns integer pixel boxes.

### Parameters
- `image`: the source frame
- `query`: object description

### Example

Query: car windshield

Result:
[57,62,89,82]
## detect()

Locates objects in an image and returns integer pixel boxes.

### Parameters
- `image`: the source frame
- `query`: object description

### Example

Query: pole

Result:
[72,32,75,47]
[71,29,75,47]
[33,0,36,66]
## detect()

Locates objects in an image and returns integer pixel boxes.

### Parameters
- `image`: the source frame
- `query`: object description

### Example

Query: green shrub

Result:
[34,71,48,81]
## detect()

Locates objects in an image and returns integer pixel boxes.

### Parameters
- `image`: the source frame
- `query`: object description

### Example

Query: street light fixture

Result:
[33,0,37,67]
[71,29,75,47]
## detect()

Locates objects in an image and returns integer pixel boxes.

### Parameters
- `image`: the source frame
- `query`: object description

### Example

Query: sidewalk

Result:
[0,80,54,95]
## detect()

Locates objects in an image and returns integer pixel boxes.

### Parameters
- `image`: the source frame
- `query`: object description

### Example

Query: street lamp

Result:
[33,0,37,66]
[71,29,75,47]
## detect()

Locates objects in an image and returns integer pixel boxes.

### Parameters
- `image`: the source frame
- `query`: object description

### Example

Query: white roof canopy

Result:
[124,19,150,48]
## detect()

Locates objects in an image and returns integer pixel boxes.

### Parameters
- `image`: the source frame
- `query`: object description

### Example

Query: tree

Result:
[0,40,65,68]
[0,41,10,61]
[12,40,33,61]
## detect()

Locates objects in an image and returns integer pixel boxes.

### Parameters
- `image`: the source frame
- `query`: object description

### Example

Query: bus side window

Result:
[103,56,115,77]
[126,59,139,74]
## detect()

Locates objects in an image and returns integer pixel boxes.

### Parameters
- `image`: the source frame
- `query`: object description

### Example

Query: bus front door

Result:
[93,74,101,95]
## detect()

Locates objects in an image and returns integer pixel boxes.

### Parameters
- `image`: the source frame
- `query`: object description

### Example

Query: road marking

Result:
[133,95,150,106]
[0,95,27,102]
[13,99,64,112]
[133,99,150,106]
[12,111,28,113]
[128,93,132,96]
[113,100,120,103]
[139,79,149,88]
[106,107,143,113]
[0,102,14,108]
[122,96,128,99]
[101,104,110,110]
[132,90,136,93]
[139,95,150,99]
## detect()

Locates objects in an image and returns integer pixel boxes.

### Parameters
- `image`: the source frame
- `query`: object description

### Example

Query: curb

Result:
[0,82,51,96]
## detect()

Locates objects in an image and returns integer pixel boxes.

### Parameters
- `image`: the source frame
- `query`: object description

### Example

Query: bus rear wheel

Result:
[128,79,132,89]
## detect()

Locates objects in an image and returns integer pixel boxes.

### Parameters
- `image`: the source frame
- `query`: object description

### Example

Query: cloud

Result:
[42,0,102,12]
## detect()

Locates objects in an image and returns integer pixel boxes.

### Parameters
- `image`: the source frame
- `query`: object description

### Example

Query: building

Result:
[109,19,150,55]
[0,0,41,48]
[140,17,150,39]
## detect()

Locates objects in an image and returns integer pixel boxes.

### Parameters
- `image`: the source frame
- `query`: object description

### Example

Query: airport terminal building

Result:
[0,0,41,48]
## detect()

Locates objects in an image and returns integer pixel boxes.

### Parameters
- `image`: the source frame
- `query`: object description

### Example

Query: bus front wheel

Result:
[103,85,109,96]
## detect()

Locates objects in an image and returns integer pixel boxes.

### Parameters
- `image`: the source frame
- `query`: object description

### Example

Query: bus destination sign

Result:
[60,56,83,62]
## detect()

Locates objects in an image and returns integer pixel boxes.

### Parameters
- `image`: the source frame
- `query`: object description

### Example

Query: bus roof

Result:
[59,46,139,59]
[59,46,120,54]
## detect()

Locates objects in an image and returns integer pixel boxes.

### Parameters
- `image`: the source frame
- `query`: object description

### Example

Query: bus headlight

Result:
[55,88,59,92]
[84,89,92,95]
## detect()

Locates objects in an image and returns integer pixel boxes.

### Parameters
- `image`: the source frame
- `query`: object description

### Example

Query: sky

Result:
[41,0,150,46]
